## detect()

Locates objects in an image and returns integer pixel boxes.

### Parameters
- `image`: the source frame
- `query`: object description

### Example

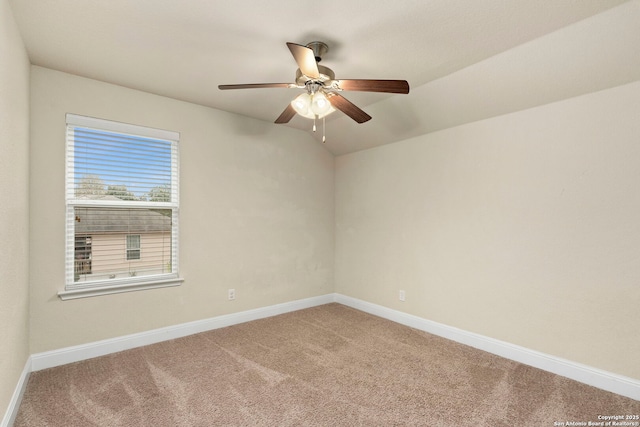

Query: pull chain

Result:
[311,115,326,143]
[322,116,326,143]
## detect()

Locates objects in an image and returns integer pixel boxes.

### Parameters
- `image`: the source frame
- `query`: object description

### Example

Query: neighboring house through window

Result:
[63,114,181,299]
[74,235,92,279]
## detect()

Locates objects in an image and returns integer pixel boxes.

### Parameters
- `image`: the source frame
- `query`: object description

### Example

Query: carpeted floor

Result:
[15,303,640,426]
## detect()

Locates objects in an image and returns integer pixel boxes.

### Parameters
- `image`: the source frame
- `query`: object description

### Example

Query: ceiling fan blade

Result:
[286,42,320,79]
[274,104,296,124]
[326,93,371,123]
[218,83,295,90]
[332,79,410,94]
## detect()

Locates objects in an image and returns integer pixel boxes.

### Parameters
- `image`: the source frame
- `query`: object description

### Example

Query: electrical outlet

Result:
[399,290,405,302]
[228,288,235,301]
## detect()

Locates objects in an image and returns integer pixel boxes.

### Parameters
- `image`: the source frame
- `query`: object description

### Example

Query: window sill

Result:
[58,277,184,300]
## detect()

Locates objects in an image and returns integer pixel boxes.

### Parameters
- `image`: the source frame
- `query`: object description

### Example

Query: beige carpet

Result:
[15,303,640,426]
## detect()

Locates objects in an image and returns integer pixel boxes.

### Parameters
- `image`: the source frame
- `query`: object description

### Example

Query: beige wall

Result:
[335,80,640,380]
[0,0,30,418]
[29,66,334,353]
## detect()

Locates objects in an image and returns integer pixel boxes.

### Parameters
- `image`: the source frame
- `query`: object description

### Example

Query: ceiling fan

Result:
[218,42,410,129]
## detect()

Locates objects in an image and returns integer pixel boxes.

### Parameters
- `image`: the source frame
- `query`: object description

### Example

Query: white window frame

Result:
[60,114,183,300]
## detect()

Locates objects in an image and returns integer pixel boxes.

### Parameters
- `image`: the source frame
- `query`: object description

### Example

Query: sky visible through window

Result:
[73,126,172,201]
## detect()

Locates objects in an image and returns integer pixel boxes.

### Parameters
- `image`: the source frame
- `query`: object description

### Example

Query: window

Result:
[126,235,141,260]
[63,114,181,299]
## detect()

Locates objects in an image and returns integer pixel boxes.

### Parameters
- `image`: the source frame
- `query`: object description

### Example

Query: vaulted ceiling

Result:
[9,0,640,155]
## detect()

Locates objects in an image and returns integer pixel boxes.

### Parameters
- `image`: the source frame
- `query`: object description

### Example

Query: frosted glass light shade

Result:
[291,93,311,117]
[311,92,332,116]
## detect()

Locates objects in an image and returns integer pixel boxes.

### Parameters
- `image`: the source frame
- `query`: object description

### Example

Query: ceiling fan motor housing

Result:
[295,65,335,87]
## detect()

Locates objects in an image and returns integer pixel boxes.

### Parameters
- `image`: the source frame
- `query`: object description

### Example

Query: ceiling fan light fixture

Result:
[291,92,335,119]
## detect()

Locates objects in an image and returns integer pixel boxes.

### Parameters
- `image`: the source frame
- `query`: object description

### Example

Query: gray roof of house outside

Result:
[75,204,171,234]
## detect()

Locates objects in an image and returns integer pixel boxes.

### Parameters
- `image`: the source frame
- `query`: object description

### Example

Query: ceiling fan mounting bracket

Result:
[305,41,329,62]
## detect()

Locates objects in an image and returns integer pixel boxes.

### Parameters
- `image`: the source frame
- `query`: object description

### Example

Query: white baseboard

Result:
[18,292,640,410]
[334,294,640,401]
[31,294,334,372]
[1,357,31,427]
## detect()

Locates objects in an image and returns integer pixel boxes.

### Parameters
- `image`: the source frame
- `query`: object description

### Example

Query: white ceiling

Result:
[9,0,639,155]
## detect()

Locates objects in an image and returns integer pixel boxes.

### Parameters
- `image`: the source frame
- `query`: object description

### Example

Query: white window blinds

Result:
[65,114,179,290]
